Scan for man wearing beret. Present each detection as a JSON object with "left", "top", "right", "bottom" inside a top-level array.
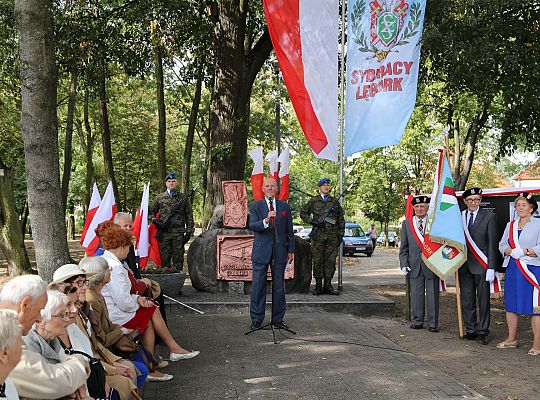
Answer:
[
  {"left": 399, "top": 195, "right": 440, "bottom": 332},
  {"left": 151, "top": 173, "right": 194, "bottom": 272},
  {"left": 300, "top": 178, "right": 345, "bottom": 296},
  {"left": 459, "top": 187, "right": 498, "bottom": 345}
]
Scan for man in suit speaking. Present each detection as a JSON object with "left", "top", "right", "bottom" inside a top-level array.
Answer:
[{"left": 249, "top": 177, "right": 295, "bottom": 330}]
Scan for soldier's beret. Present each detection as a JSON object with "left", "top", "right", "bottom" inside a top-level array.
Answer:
[
  {"left": 412, "top": 195, "right": 430, "bottom": 205},
  {"left": 318, "top": 178, "right": 331, "bottom": 186},
  {"left": 164, "top": 173, "right": 177, "bottom": 181},
  {"left": 517, "top": 192, "right": 539, "bottom": 212},
  {"left": 462, "top": 187, "right": 482, "bottom": 199}
]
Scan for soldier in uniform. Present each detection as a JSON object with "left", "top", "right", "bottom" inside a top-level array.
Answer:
[
  {"left": 151, "top": 173, "right": 194, "bottom": 271},
  {"left": 300, "top": 178, "right": 345, "bottom": 296}
]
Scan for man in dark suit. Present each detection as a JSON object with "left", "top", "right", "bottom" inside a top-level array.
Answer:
[
  {"left": 459, "top": 187, "right": 498, "bottom": 345},
  {"left": 249, "top": 177, "right": 295, "bottom": 330},
  {"left": 399, "top": 195, "right": 440, "bottom": 332}
]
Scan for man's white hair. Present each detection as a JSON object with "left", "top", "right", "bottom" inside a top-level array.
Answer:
[
  {"left": 114, "top": 212, "right": 132, "bottom": 223},
  {"left": 0, "top": 309, "right": 21, "bottom": 350},
  {"left": 40, "top": 290, "right": 68, "bottom": 322},
  {"left": 0, "top": 275, "right": 47, "bottom": 306}
]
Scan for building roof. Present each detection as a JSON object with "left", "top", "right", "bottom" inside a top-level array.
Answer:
[{"left": 514, "top": 158, "right": 540, "bottom": 181}]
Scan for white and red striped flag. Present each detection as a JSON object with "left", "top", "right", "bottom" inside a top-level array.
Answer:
[
  {"left": 80, "top": 182, "right": 101, "bottom": 247},
  {"left": 132, "top": 183, "right": 150, "bottom": 267},
  {"left": 263, "top": 0, "right": 338, "bottom": 161},
  {"left": 249, "top": 147, "right": 265, "bottom": 201},
  {"left": 82, "top": 181, "right": 117, "bottom": 255},
  {"left": 277, "top": 146, "right": 290, "bottom": 201},
  {"left": 265, "top": 149, "right": 279, "bottom": 182}
]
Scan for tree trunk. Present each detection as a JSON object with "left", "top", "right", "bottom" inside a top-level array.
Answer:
[
  {"left": 181, "top": 62, "right": 203, "bottom": 193},
  {"left": 0, "top": 165, "right": 32, "bottom": 276},
  {"left": 15, "top": 0, "right": 71, "bottom": 280},
  {"left": 205, "top": 0, "right": 272, "bottom": 216},
  {"left": 61, "top": 71, "right": 78, "bottom": 213},
  {"left": 77, "top": 90, "right": 96, "bottom": 209},
  {"left": 98, "top": 72, "right": 120, "bottom": 204},
  {"left": 153, "top": 31, "right": 167, "bottom": 184}
]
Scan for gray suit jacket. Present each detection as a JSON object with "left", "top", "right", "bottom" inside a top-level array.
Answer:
[
  {"left": 461, "top": 209, "right": 499, "bottom": 274},
  {"left": 399, "top": 219, "right": 437, "bottom": 279}
]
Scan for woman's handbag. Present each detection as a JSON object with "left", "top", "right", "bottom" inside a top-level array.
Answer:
[
  {"left": 113, "top": 333, "right": 138, "bottom": 353},
  {"left": 64, "top": 348, "right": 107, "bottom": 400}
]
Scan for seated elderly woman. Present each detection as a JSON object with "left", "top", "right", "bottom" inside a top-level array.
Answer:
[
  {"left": 80, "top": 256, "right": 172, "bottom": 383},
  {"left": 96, "top": 221, "right": 199, "bottom": 361},
  {"left": 9, "top": 290, "right": 89, "bottom": 399},
  {"left": 498, "top": 192, "right": 540, "bottom": 355},
  {"left": 52, "top": 264, "right": 140, "bottom": 399},
  {"left": 0, "top": 309, "right": 23, "bottom": 400}
]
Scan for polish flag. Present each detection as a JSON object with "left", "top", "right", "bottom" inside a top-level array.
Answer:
[
  {"left": 82, "top": 181, "right": 117, "bottom": 255},
  {"left": 249, "top": 147, "right": 265, "bottom": 201},
  {"left": 265, "top": 149, "right": 279, "bottom": 181},
  {"left": 148, "top": 215, "right": 162, "bottom": 268},
  {"left": 132, "top": 184, "right": 150, "bottom": 267},
  {"left": 263, "top": 0, "right": 338, "bottom": 161},
  {"left": 80, "top": 182, "right": 101, "bottom": 247},
  {"left": 277, "top": 147, "right": 290, "bottom": 201}
]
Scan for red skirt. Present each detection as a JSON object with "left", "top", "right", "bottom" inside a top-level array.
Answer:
[{"left": 123, "top": 305, "right": 156, "bottom": 333}]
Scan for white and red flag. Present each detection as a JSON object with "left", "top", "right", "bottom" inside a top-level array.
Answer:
[
  {"left": 277, "top": 146, "right": 290, "bottom": 201},
  {"left": 80, "top": 182, "right": 101, "bottom": 247},
  {"left": 265, "top": 149, "right": 279, "bottom": 182},
  {"left": 132, "top": 183, "right": 150, "bottom": 267},
  {"left": 249, "top": 147, "right": 265, "bottom": 201},
  {"left": 263, "top": 0, "right": 338, "bottom": 161},
  {"left": 82, "top": 181, "right": 117, "bottom": 255}
]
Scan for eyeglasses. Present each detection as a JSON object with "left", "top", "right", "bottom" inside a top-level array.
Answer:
[
  {"left": 466, "top": 198, "right": 481, "bottom": 203},
  {"left": 73, "top": 280, "right": 89, "bottom": 287},
  {"left": 51, "top": 312, "right": 71, "bottom": 321}
]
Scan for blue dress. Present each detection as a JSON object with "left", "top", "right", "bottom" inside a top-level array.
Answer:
[{"left": 504, "top": 230, "right": 540, "bottom": 315}]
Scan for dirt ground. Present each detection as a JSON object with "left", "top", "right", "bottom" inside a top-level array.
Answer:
[
  {"left": 365, "top": 284, "right": 539, "bottom": 400},
  {"left": 2, "top": 242, "right": 539, "bottom": 399}
]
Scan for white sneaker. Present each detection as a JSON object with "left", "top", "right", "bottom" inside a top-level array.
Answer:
[
  {"left": 169, "top": 350, "right": 200, "bottom": 361},
  {"left": 146, "top": 372, "right": 173, "bottom": 382}
]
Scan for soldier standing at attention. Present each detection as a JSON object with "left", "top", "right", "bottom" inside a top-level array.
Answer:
[
  {"left": 300, "top": 178, "right": 345, "bottom": 296},
  {"left": 151, "top": 173, "right": 194, "bottom": 271}
]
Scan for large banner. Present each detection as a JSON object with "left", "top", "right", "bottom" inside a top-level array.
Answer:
[
  {"left": 345, "top": 0, "right": 427, "bottom": 156},
  {"left": 263, "top": 0, "right": 339, "bottom": 161}
]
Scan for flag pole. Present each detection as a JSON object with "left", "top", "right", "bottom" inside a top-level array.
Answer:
[
  {"left": 337, "top": 0, "right": 346, "bottom": 292},
  {"left": 444, "top": 134, "right": 464, "bottom": 338}
]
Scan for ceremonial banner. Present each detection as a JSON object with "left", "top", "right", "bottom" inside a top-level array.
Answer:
[
  {"left": 345, "top": 0, "right": 427, "bottom": 156},
  {"left": 263, "top": 0, "right": 338, "bottom": 161},
  {"left": 422, "top": 150, "right": 467, "bottom": 279}
]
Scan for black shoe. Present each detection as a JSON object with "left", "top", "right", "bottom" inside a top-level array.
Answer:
[
  {"left": 410, "top": 324, "right": 423, "bottom": 329},
  {"left": 312, "top": 278, "right": 323, "bottom": 296},
  {"left": 250, "top": 322, "right": 262, "bottom": 330},
  {"left": 323, "top": 279, "right": 339, "bottom": 295},
  {"left": 272, "top": 321, "right": 289, "bottom": 330},
  {"left": 428, "top": 327, "right": 439, "bottom": 333},
  {"left": 477, "top": 335, "right": 488, "bottom": 345},
  {"left": 463, "top": 332, "right": 478, "bottom": 340}
]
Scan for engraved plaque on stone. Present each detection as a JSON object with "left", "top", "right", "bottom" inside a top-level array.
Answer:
[
  {"left": 216, "top": 235, "right": 294, "bottom": 281},
  {"left": 222, "top": 181, "right": 248, "bottom": 228}
]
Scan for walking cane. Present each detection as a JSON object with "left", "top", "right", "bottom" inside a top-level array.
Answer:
[
  {"left": 406, "top": 274, "right": 411, "bottom": 322},
  {"left": 163, "top": 294, "right": 205, "bottom": 315}
]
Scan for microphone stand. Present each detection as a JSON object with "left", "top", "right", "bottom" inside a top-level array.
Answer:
[{"left": 245, "top": 198, "right": 296, "bottom": 343}]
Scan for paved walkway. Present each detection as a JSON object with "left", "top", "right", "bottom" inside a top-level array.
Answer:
[{"left": 144, "top": 312, "right": 486, "bottom": 400}]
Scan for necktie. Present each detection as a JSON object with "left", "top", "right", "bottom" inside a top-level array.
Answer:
[
  {"left": 323, "top": 194, "right": 329, "bottom": 202},
  {"left": 417, "top": 219, "right": 424, "bottom": 236},
  {"left": 168, "top": 190, "right": 174, "bottom": 198},
  {"left": 268, "top": 198, "right": 274, "bottom": 211},
  {"left": 468, "top": 212, "right": 474, "bottom": 231}
]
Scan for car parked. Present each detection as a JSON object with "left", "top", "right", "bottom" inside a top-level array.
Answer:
[
  {"left": 342, "top": 223, "right": 373, "bottom": 257},
  {"left": 296, "top": 227, "right": 312, "bottom": 241},
  {"left": 377, "top": 231, "right": 399, "bottom": 247}
]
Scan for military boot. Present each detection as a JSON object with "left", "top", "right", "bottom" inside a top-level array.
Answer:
[
  {"left": 323, "top": 279, "right": 339, "bottom": 295},
  {"left": 312, "top": 278, "right": 323, "bottom": 295}
]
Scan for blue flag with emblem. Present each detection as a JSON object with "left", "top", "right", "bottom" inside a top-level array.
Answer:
[
  {"left": 345, "top": 0, "right": 427, "bottom": 156},
  {"left": 422, "top": 150, "right": 467, "bottom": 279}
]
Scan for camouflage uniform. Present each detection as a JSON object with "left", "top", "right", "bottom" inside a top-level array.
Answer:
[
  {"left": 151, "top": 191, "right": 194, "bottom": 270},
  {"left": 300, "top": 195, "right": 345, "bottom": 280}
]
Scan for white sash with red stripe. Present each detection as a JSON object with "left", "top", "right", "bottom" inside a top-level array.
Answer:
[
  {"left": 509, "top": 220, "right": 540, "bottom": 313},
  {"left": 461, "top": 211, "right": 501, "bottom": 294},
  {"left": 408, "top": 217, "right": 446, "bottom": 291}
]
